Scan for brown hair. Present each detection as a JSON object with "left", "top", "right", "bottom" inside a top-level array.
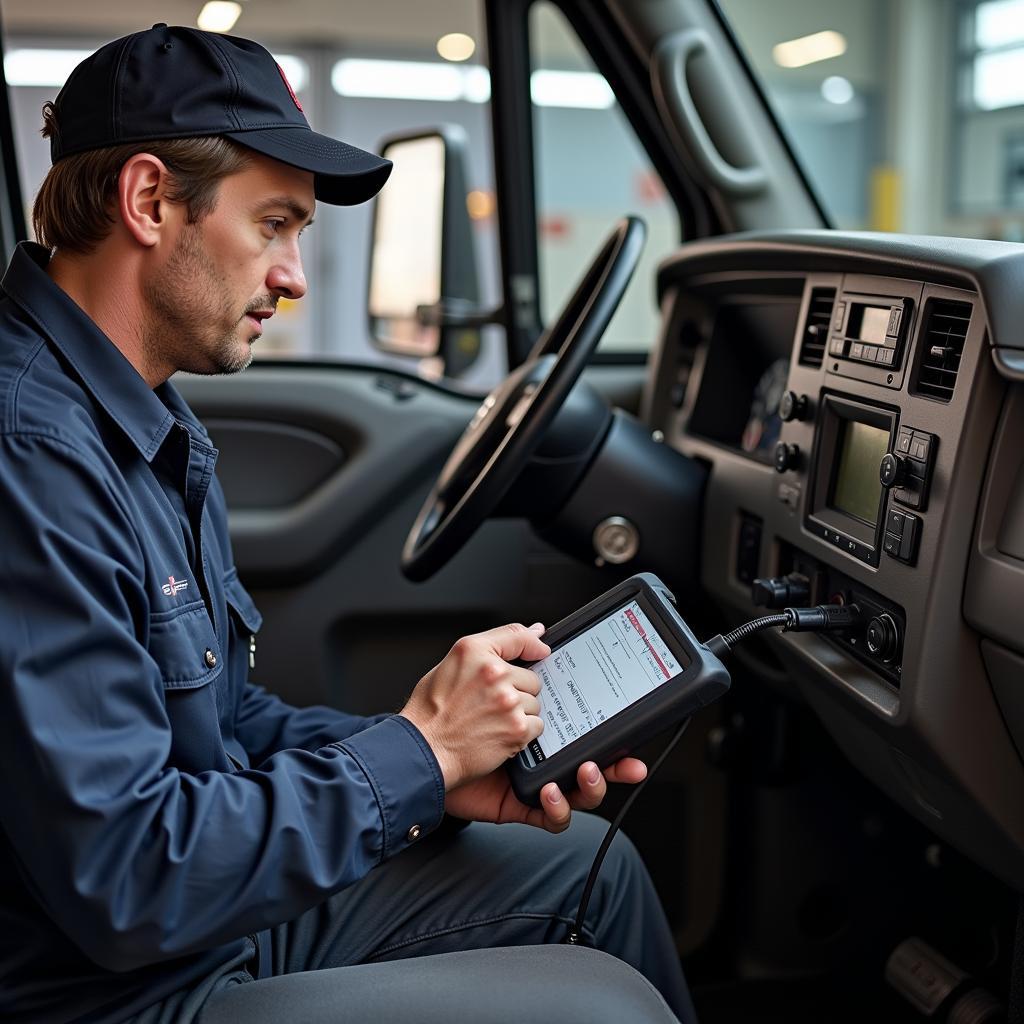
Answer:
[{"left": 33, "top": 101, "right": 251, "bottom": 254}]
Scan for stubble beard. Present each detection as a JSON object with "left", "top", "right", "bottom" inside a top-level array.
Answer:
[{"left": 142, "top": 223, "right": 258, "bottom": 379}]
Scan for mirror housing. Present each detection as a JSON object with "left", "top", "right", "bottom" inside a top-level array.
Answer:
[{"left": 367, "top": 126, "right": 488, "bottom": 376}]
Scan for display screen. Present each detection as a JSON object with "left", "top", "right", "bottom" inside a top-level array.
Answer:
[
  {"left": 856, "top": 306, "right": 890, "bottom": 345},
  {"left": 530, "top": 601, "right": 685, "bottom": 760},
  {"left": 831, "top": 421, "right": 889, "bottom": 525}
]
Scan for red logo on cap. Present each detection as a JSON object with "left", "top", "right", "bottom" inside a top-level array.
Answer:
[{"left": 277, "top": 63, "right": 303, "bottom": 112}]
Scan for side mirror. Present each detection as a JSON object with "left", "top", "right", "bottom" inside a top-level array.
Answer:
[{"left": 367, "top": 127, "right": 488, "bottom": 376}]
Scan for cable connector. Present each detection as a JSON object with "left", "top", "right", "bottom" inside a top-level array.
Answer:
[
  {"left": 705, "top": 603, "right": 863, "bottom": 657},
  {"left": 783, "top": 603, "right": 862, "bottom": 632}
]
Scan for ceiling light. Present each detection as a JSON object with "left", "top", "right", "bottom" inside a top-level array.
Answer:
[
  {"left": 437, "top": 33, "right": 475, "bottom": 62},
  {"left": 333, "top": 59, "right": 466, "bottom": 101},
  {"left": 821, "top": 76, "right": 854, "bottom": 104},
  {"left": 3, "top": 48, "right": 90, "bottom": 87},
  {"left": 975, "top": 0, "right": 1024, "bottom": 49},
  {"left": 197, "top": 1, "right": 242, "bottom": 33},
  {"left": 973, "top": 47, "right": 1024, "bottom": 109},
  {"left": 772, "top": 30, "right": 847, "bottom": 69},
  {"left": 531, "top": 70, "right": 614, "bottom": 109}
]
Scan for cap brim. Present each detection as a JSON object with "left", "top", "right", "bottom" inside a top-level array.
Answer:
[{"left": 225, "top": 126, "right": 392, "bottom": 206}]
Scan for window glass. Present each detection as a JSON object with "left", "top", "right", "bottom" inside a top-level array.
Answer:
[
  {"left": 529, "top": 1, "right": 680, "bottom": 354},
  {"left": 717, "top": 0, "right": 1024, "bottom": 242},
  {"left": 1, "top": 3, "right": 507, "bottom": 387}
]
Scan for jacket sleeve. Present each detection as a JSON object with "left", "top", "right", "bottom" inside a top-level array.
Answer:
[
  {"left": 236, "top": 683, "right": 391, "bottom": 765},
  {"left": 0, "top": 433, "right": 445, "bottom": 973}
]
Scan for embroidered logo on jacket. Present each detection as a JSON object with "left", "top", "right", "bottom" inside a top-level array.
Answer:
[{"left": 161, "top": 576, "right": 189, "bottom": 597}]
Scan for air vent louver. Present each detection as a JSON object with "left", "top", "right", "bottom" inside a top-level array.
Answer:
[
  {"left": 914, "top": 299, "right": 971, "bottom": 402},
  {"left": 799, "top": 287, "right": 835, "bottom": 368}
]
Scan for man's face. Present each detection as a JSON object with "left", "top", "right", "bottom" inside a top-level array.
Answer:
[{"left": 143, "top": 153, "right": 314, "bottom": 377}]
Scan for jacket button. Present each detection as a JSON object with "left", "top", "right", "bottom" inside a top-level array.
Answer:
[
  {"left": 204, "top": 648, "right": 218, "bottom": 668},
  {"left": 407, "top": 825, "right": 422, "bottom": 842}
]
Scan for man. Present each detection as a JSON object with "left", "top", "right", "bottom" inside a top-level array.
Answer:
[{"left": 0, "top": 25, "right": 694, "bottom": 1024}]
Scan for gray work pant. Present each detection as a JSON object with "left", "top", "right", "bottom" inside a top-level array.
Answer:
[{"left": 142, "top": 813, "right": 694, "bottom": 1023}]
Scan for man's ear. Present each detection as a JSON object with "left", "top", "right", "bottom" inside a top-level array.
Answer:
[{"left": 118, "top": 153, "right": 178, "bottom": 247}]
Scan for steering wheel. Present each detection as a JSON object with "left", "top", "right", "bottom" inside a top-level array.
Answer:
[{"left": 401, "top": 216, "right": 647, "bottom": 582}]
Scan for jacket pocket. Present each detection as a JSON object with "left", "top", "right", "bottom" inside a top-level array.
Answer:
[
  {"left": 149, "top": 599, "right": 223, "bottom": 688},
  {"left": 149, "top": 600, "right": 228, "bottom": 773}
]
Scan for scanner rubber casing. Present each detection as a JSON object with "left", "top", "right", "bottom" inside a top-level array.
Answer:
[{"left": 505, "top": 573, "right": 731, "bottom": 807}]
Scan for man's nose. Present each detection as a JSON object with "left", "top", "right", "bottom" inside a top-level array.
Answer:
[{"left": 266, "top": 244, "right": 307, "bottom": 301}]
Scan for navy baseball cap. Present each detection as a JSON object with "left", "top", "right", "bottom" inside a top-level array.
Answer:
[{"left": 48, "top": 24, "right": 392, "bottom": 206}]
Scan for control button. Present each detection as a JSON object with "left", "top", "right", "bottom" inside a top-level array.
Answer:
[
  {"left": 879, "top": 453, "right": 909, "bottom": 489},
  {"left": 407, "top": 824, "right": 422, "bottom": 843},
  {"left": 204, "top": 648, "right": 218, "bottom": 669},
  {"left": 888, "top": 307, "right": 902, "bottom": 335},
  {"left": 866, "top": 613, "right": 899, "bottom": 662},
  {"left": 893, "top": 479, "right": 923, "bottom": 510},
  {"left": 850, "top": 342, "right": 864, "bottom": 359},
  {"left": 877, "top": 348, "right": 895, "bottom": 366},
  {"left": 883, "top": 533, "right": 901, "bottom": 557},
  {"left": 899, "top": 514, "right": 920, "bottom": 563},
  {"left": 829, "top": 336, "right": 845, "bottom": 356},
  {"left": 896, "top": 428, "right": 914, "bottom": 454},
  {"left": 833, "top": 302, "right": 847, "bottom": 330},
  {"left": 774, "top": 442, "right": 800, "bottom": 474},
  {"left": 887, "top": 509, "right": 905, "bottom": 536},
  {"left": 779, "top": 391, "right": 810, "bottom": 422},
  {"left": 862, "top": 346, "right": 878, "bottom": 362},
  {"left": 910, "top": 437, "right": 929, "bottom": 461}
]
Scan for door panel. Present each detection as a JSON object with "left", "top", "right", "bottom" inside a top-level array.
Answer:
[{"left": 174, "top": 363, "right": 611, "bottom": 714}]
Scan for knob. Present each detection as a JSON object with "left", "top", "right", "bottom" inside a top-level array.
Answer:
[
  {"left": 879, "top": 452, "right": 908, "bottom": 489},
  {"left": 865, "top": 614, "right": 899, "bottom": 662},
  {"left": 774, "top": 442, "right": 800, "bottom": 474},
  {"left": 779, "top": 391, "right": 809, "bottom": 422}
]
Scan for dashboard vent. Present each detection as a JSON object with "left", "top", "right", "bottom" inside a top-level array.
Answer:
[
  {"left": 799, "top": 287, "right": 835, "bottom": 368},
  {"left": 914, "top": 299, "right": 972, "bottom": 402}
]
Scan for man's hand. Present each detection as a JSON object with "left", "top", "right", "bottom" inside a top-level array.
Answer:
[
  {"left": 444, "top": 758, "right": 648, "bottom": 833},
  {"left": 400, "top": 622, "right": 551, "bottom": 790}
]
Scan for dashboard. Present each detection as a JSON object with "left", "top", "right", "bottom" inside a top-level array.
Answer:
[{"left": 644, "top": 231, "right": 1024, "bottom": 889}]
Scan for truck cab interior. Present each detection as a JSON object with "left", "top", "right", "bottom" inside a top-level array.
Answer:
[{"left": 3, "top": 0, "right": 1024, "bottom": 1020}]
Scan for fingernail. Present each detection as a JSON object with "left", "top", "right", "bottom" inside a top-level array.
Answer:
[
  {"left": 544, "top": 785, "right": 561, "bottom": 804},
  {"left": 586, "top": 764, "right": 600, "bottom": 784},
  {"left": 529, "top": 623, "right": 545, "bottom": 634}
]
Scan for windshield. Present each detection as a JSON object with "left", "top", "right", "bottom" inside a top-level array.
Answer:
[{"left": 717, "top": 0, "right": 1024, "bottom": 242}]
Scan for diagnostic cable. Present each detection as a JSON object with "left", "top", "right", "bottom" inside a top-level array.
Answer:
[{"left": 564, "top": 602, "right": 862, "bottom": 946}]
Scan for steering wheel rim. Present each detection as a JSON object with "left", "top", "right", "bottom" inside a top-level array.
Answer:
[{"left": 401, "top": 216, "right": 647, "bottom": 582}]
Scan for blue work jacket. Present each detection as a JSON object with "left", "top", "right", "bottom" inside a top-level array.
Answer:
[{"left": 0, "top": 243, "right": 445, "bottom": 1022}]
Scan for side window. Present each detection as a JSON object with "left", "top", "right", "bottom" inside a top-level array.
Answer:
[
  {"left": 528, "top": 1, "right": 680, "bottom": 355},
  {"left": 3, "top": 17, "right": 507, "bottom": 387}
]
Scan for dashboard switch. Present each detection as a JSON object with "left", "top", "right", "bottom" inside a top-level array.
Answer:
[
  {"left": 774, "top": 442, "right": 800, "bottom": 474},
  {"left": 884, "top": 510, "right": 920, "bottom": 565},
  {"left": 779, "top": 391, "right": 810, "bottom": 422}
]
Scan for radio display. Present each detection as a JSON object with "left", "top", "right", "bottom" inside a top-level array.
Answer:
[
  {"left": 831, "top": 421, "right": 889, "bottom": 525},
  {"left": 849, "top": 304, "right": 890, "bottom": 346}
]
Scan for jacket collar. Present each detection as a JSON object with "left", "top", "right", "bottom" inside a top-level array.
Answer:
[{"left": 0, "top": 241, "right": 210, "bottom": 461}]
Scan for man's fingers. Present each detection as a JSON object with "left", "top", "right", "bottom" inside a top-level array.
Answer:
[
  {"left": 539, "top": 783, "right": 572, "bottom": 833},
  {"left": 512, "top": 667, "right": 541, "bottom": 696},
  {"left": 569, "top": 761, "right": 607, "bottom": 811},
  {"left": 601, "top": 757, "right": 648, "bottom": 785},
  {"left": 520, "top": 693, "right": 541, "bottom": 718},
  {"left": 483, "top": 623, "right": 551, "bottom": 665}
]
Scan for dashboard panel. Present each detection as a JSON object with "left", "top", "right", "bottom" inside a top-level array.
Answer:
[{"left": 645, "top": 231, "right": 1024, "bottom": 889}]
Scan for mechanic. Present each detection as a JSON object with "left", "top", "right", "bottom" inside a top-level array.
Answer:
[{"left": 0, "top": 25, "right": 695, "bottom": 1024}]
